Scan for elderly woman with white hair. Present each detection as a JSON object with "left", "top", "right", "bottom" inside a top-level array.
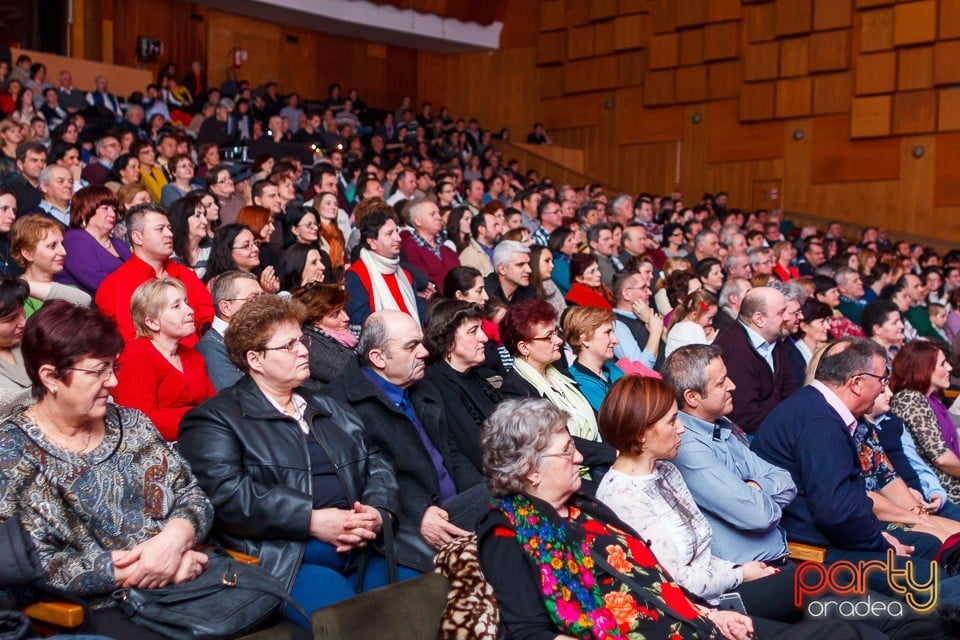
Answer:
[
  {"left": 113, "top": 278, "right": 214, "bottom": 440},
  {"left": 476, "top": 398, "right": 858, "bottom": 640}
]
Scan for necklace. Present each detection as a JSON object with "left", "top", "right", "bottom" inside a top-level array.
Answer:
[{"left": 28, "top": 407, "right": 95, "bottom": 452}]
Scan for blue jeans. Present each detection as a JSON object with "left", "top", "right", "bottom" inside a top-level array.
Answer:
[
  {"left": 936, "top": 499, "right": 960, "bottom": 521},
  {"left": 286, "top": 539, "right": 421, "bottom": 627}
]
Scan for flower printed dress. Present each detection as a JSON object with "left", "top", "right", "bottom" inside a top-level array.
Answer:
[{"left": 485, "top": 493, "right": 716, "bottom": 640}]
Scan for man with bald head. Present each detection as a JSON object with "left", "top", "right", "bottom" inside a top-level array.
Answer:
[
  {"left": 325, "top": 310, "right": 487, "bottom": 574},
  {"left": 713, "top": 286, "right": 799, "bottom": 433}
]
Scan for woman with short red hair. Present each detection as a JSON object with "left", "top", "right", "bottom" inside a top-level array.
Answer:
[{"left": 890, "top": 341, "right": 960, "bottom": 502}]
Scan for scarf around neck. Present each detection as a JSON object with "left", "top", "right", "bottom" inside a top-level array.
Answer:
[
  {"left": 359, "top": 248, "right": 420, "bottom": 326},
  {"left": 513, "top": 358, "right": 599, "bottom": 442}
]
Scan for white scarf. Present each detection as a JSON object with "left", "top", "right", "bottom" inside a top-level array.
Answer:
[
  {"left": 512, "top": 358, "right": 599, "bottom": 442},
  {"left": 359, "top": 248, "right": 420, "bottom": 326}
]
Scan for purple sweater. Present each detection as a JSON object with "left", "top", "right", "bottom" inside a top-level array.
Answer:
[{"left": 56, "top": 229, "right": 132, "bottom": 296}]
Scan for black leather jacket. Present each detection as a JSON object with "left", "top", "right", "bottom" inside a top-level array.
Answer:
[{"left": 179, "top": 375, "right": 399, "bottom": 593}]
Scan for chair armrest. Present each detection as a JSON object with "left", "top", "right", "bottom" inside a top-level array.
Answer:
[
  {"left": 787, "top": 541, "right": 827, "bottom": 563},
  {"left": 22, "top": 601, "right": 84, "bottom": 628}
]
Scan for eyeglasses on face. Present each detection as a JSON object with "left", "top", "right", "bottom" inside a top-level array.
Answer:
[
  {"left": 855, "top": 371, "right": 889, "bottom": 387},
  {"left": 542, "top": 440, "right": 577, "bottom": 460},
  {"left": 64, "top": 362, "right": 121, "bottom": 381},
  {"left": 529, "top": 327, "right": 562, "bottom": 342},
  {"left": 223, "top": 292, "right": 264, "bottom": 302},
  {"left": 261, "top": 334, "right": 311, "bottom": 353},
  {"left": 232, "top": 241, "right": 257, "bottom": 251}
]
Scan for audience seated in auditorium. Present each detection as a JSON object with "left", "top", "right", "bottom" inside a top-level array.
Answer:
[
  {"left": 399, "top": 199, "right": 459, "bottom": 289},
  {"left": 196, "top": 269, "right": 262, "bottom": 391},
  {"left": 293, "top": 282, "right": 356, "bottom": 391},
  {"left": 564, "top": 305, "right": 624, "bottom": 412}
]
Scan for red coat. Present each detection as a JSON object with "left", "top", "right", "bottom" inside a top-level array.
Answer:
[
  {"left": 399, "top": 233, "right": 460, "bottom": 288},
  {"left": 564, "top": 282, "right": 613, "bottom": 310},
  {"left": 94, "top": 254, "right": 214, "bottom": 346},
  {"left": 113, "top": 337, "right": 214, "bottom": 440}
]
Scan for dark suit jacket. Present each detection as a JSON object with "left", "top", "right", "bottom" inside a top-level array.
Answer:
[
  {"left": 323, "top": 357, "right": 485, "bottom": 572},
  {"left": 712, "top": 321, "right": 799, "bottom": 433}
]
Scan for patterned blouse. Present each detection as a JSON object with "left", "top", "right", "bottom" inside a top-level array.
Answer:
[
  {"left": 0, "top": 404, "right": 213, "bottom": 605},
  {"left": 853, "top": 420, "right": 898, "bottom": 493},
  {"left": 891, "top": 390, "right": 960, "bottom": 503},
  {"left": 596, "top": 462, "right": 742, "bottom": 602}
]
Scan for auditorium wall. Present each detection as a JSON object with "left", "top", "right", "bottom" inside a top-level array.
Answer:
[{"left": 416, "top": 0, "right": 960, "bottom": 243}]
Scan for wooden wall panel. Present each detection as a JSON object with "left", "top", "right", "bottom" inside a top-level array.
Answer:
[
  {"left": 568, "top": 25, "right": 596, "bottom": 59},
  {"left": 934, "top": 41, "right": 960, "bottom": 86},
  {"left": 614, "top": 14, "right": 648, "bottom": 50},
  {"left": 709, "top": 100, "right": 785, "bottom": 161},
  {"left": 740, "top": 81, "right": 776, "bottom": 121},
  {"left": 811, "top": 115, "right": 899, "bottom": 182},
  {"left": 619, "top": 50, "right": 647, "bottom": 86},
  {"left": 855, "top": 51, "right": 895, "bottom": 95},
  {"left": 703, "top": 21, "right": 740, "bottom": 61},
  {"left": 675, "top": 0, "right": 708, "bottom": 28},
  {"left": 679, "top": 29, "right": 705, "bottom": 66},
  {"left": 813, "top": 72, "right": 852, "bottom": 114},
  {"left": 676, "top": 65, "right": 708, "bottom": 103},
  {"left": 776, "top": 77, "right": 812, "bottom": 118},
  {"left": 938, "top": 88, "right": 960, "bottom": 132},
  {"left": 809, "top": 29, "right": 850, "bottom": 72},
  {"left": 814, "top": 0, "right": 852, "bottom": 31},
  {"left": 941, "top": 0, "right": 960, "bottom": 40},
  {"left": 649, "top": 33, "right": 679, "bottom": 68},
  {"left": 780, "top": 38, "right": 809, "bottom": 77},
  {"left": 775, "top": 0, "right": 812, "bottom": 37},
  {"left": 935, "top": 133, "right": 960, "bottom": 206},
  {"left": 541, "top": 0, "right": 567, "bottom": 31},
  {"left": 892, "top": 1, "right": 936, "bottom": 46},
  {"left": 860, "top": 8, "right": 894, "bottom": 52},
  {"left": 745, "top": 42, "right": 780, "bottom": 81},
  {"left": 892, "top": 89, "right": 937, "bottom": 134},
  {"left": 708, "top": 60, "right": 743, "bottom": 99},
  {"left": 746, "top": 3, "right": 777, "bottom": 43},
  {"left": 709, "top": 0, "right": 740, "bottom": 23},
  {"left": 644, "top": 69, "right": 676, "bottom": 104},
  {"left": 538, "top": 31, "right": 568, "bottom": 64},
  {"left": 850, "top": 95, "right": 892, "bottom": 137},
  {"left": 897, "top": 46, "right": 933, "bottom": 91}
]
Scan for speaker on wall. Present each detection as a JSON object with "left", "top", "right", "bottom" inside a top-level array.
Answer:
[{"left": 137, "top": 37, "right": 163, "bottom": 62}]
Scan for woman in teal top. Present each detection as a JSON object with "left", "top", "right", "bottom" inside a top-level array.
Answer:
[{"left": 563, "top": 305, "right": 625, "bottom": 413}]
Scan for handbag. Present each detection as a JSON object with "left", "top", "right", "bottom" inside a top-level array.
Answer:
[{"left": 112, "top": 549, "right": 307, "bottom": 639}]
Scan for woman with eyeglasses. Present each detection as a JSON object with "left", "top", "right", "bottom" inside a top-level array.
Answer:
[
  {"left": 0, "top": 301, "right": 214, "bottom": 638},
  {"left": 499, "top": 299, "right": 616, "bottom": 495},
  {"left": 180, "top": 295, "right": 407, "bottom": 628},
  {"left": 113, "top": 278, "right": 214, "bottom": 441},
  {"left": 204, "top": 223, "right": 280, "bottom": 293},
  {"left": 662, "top": 222, "right": 689, "bottom": 259}
]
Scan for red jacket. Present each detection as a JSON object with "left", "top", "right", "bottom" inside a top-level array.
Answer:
[
  {"left": 94, "top": 254, "right": 214, "bottom": 346},
  {"left": 113, "top": 337, "right": 214, "bottom": 440}
]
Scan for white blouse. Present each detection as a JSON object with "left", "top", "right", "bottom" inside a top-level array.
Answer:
[{"left": 596, "top": 461, "right": 743, "bottom": 602}]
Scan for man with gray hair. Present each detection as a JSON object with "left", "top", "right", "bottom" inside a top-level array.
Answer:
[
  {"left": 399, "top": 199, "right": 459, "bottom": 288},
  {"left": 714, "top": 277, "right": 751, "bottom": 333},
  {"left": 37, "top": 164, "right": 73, "bottom": 225},
  {"left": 587, "top": 222, "right": 623, "bottom": 288},
  {"left": 724, "top": 252, "right": 752, "bottom": 281},
  {"left": 196, "top": 270, "right": 263, "bottom": 390},
  {"left": 689, "top": 229, "right": 720, "bottom": 268},
  {"left": 609, "top": 193, "right": 634, "bottom": 226},
  {"left": 835, "top": 266, "right": 866, "bottom": 324},
  {"left": 325, "top": 310, "right": 487, "bottom": 574},
  {"left": 664, "top": 344, "right": 797, "bottom": 563},
  {"left": 484, "top": 240, "right": 535, "bottom": 305},
  {"left": 713, "top": 286, "right": 798, "bottom": 433},
  {"left": 81, "top": 134, "right": 121, "bottom": 186},
  {"left": 748, "top": 246, "right": 775, "bottom": 276},
  {"left": 753, "top": 338, "right": 946, "bottom": 596}
]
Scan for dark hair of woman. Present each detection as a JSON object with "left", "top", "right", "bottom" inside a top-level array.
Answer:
[
  {"left": 443, "top": 265, "right": 483, "bottom": 300},
  {"left": 276, "top": 243, "right": 316, "bottom": 292},
  {"left": 203, "top": 223, "right": 254, "bottom": 283},
  {"left": 0, "top": 276, "right": 28, "bottom": 317},
  {"left": 22, "top": 300, "right": 123, "bottom": 399},
  {"left": 167, "top": 194, "right": 208, "bottom": 265},
  {"left": 444, "top": 206, "right": 473, "bottom": 254},
  {"left": 423, "top": 298, "right": 484, "bottom": 362},
  {"left": 547, "top": 226, "right": 574, "bottom": 254}
]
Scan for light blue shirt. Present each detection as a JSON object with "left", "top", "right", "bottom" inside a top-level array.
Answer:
[
  {"left": 674, "top": 411, "right": 797, "bottom": 563},
  {"left": 740, "top": 320, "right": 775, "bottom": 372},
  {"left": 612, "top": 309, "right": 656, "bottom": 369},
  {"left": 38, "top": 200, "right": 70, "bottom": 226}
]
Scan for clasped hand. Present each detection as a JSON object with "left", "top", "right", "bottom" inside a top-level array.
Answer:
[
  {"left": 310, "top": 502, "right": 383, "bottom": 553},
  {"left": 113, "top": 519, "right": 204, "bottom": 589}
]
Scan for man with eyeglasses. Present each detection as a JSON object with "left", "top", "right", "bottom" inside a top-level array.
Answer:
[
  {"left": 197, "top": 270, "right": 263, "bottom": 390},
  {"left": 752, "top": 338, "right": 959, "bottom": 602},
  {"left": 95, "top": 203, "right": 214, "bottom": 345},
  {"left": 532, "top": 197, "right": 561, "bottom": 247}
]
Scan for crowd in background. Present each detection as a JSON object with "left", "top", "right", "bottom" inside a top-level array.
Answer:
[{"left": 2, "top": 51, "right": 960, "bottom": 639}]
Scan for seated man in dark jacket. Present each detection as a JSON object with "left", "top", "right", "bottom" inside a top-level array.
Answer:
[
  {"left": 752, "top": 337, "right": 952, "bottom": 600},
  {"left": 324, "top": 310, "right": 488, "bottom": 573}
]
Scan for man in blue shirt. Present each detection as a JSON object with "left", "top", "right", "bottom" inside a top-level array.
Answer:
[{"left": 663, "top": 344, "right": 796, "bottom": 564}]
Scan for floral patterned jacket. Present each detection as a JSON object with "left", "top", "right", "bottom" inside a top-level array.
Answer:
[{"left": 0, "top": 404, "right": 212, "bottom": 605}]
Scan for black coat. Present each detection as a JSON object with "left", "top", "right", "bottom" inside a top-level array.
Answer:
[
  {"left": 301, "top": 325, "right": 355, "bottom": 392},
  {"left": 323, "top": 357, "right": 485, "bottom": 572},
  {"left": 423, "top": 361, "right": 502, "bottom": 474},
  {"left": 178, "top": 375, "right": 398, "bottom": 593},
  {"left": 499, "top": 368, "right": 616, "bottom": 495}
]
